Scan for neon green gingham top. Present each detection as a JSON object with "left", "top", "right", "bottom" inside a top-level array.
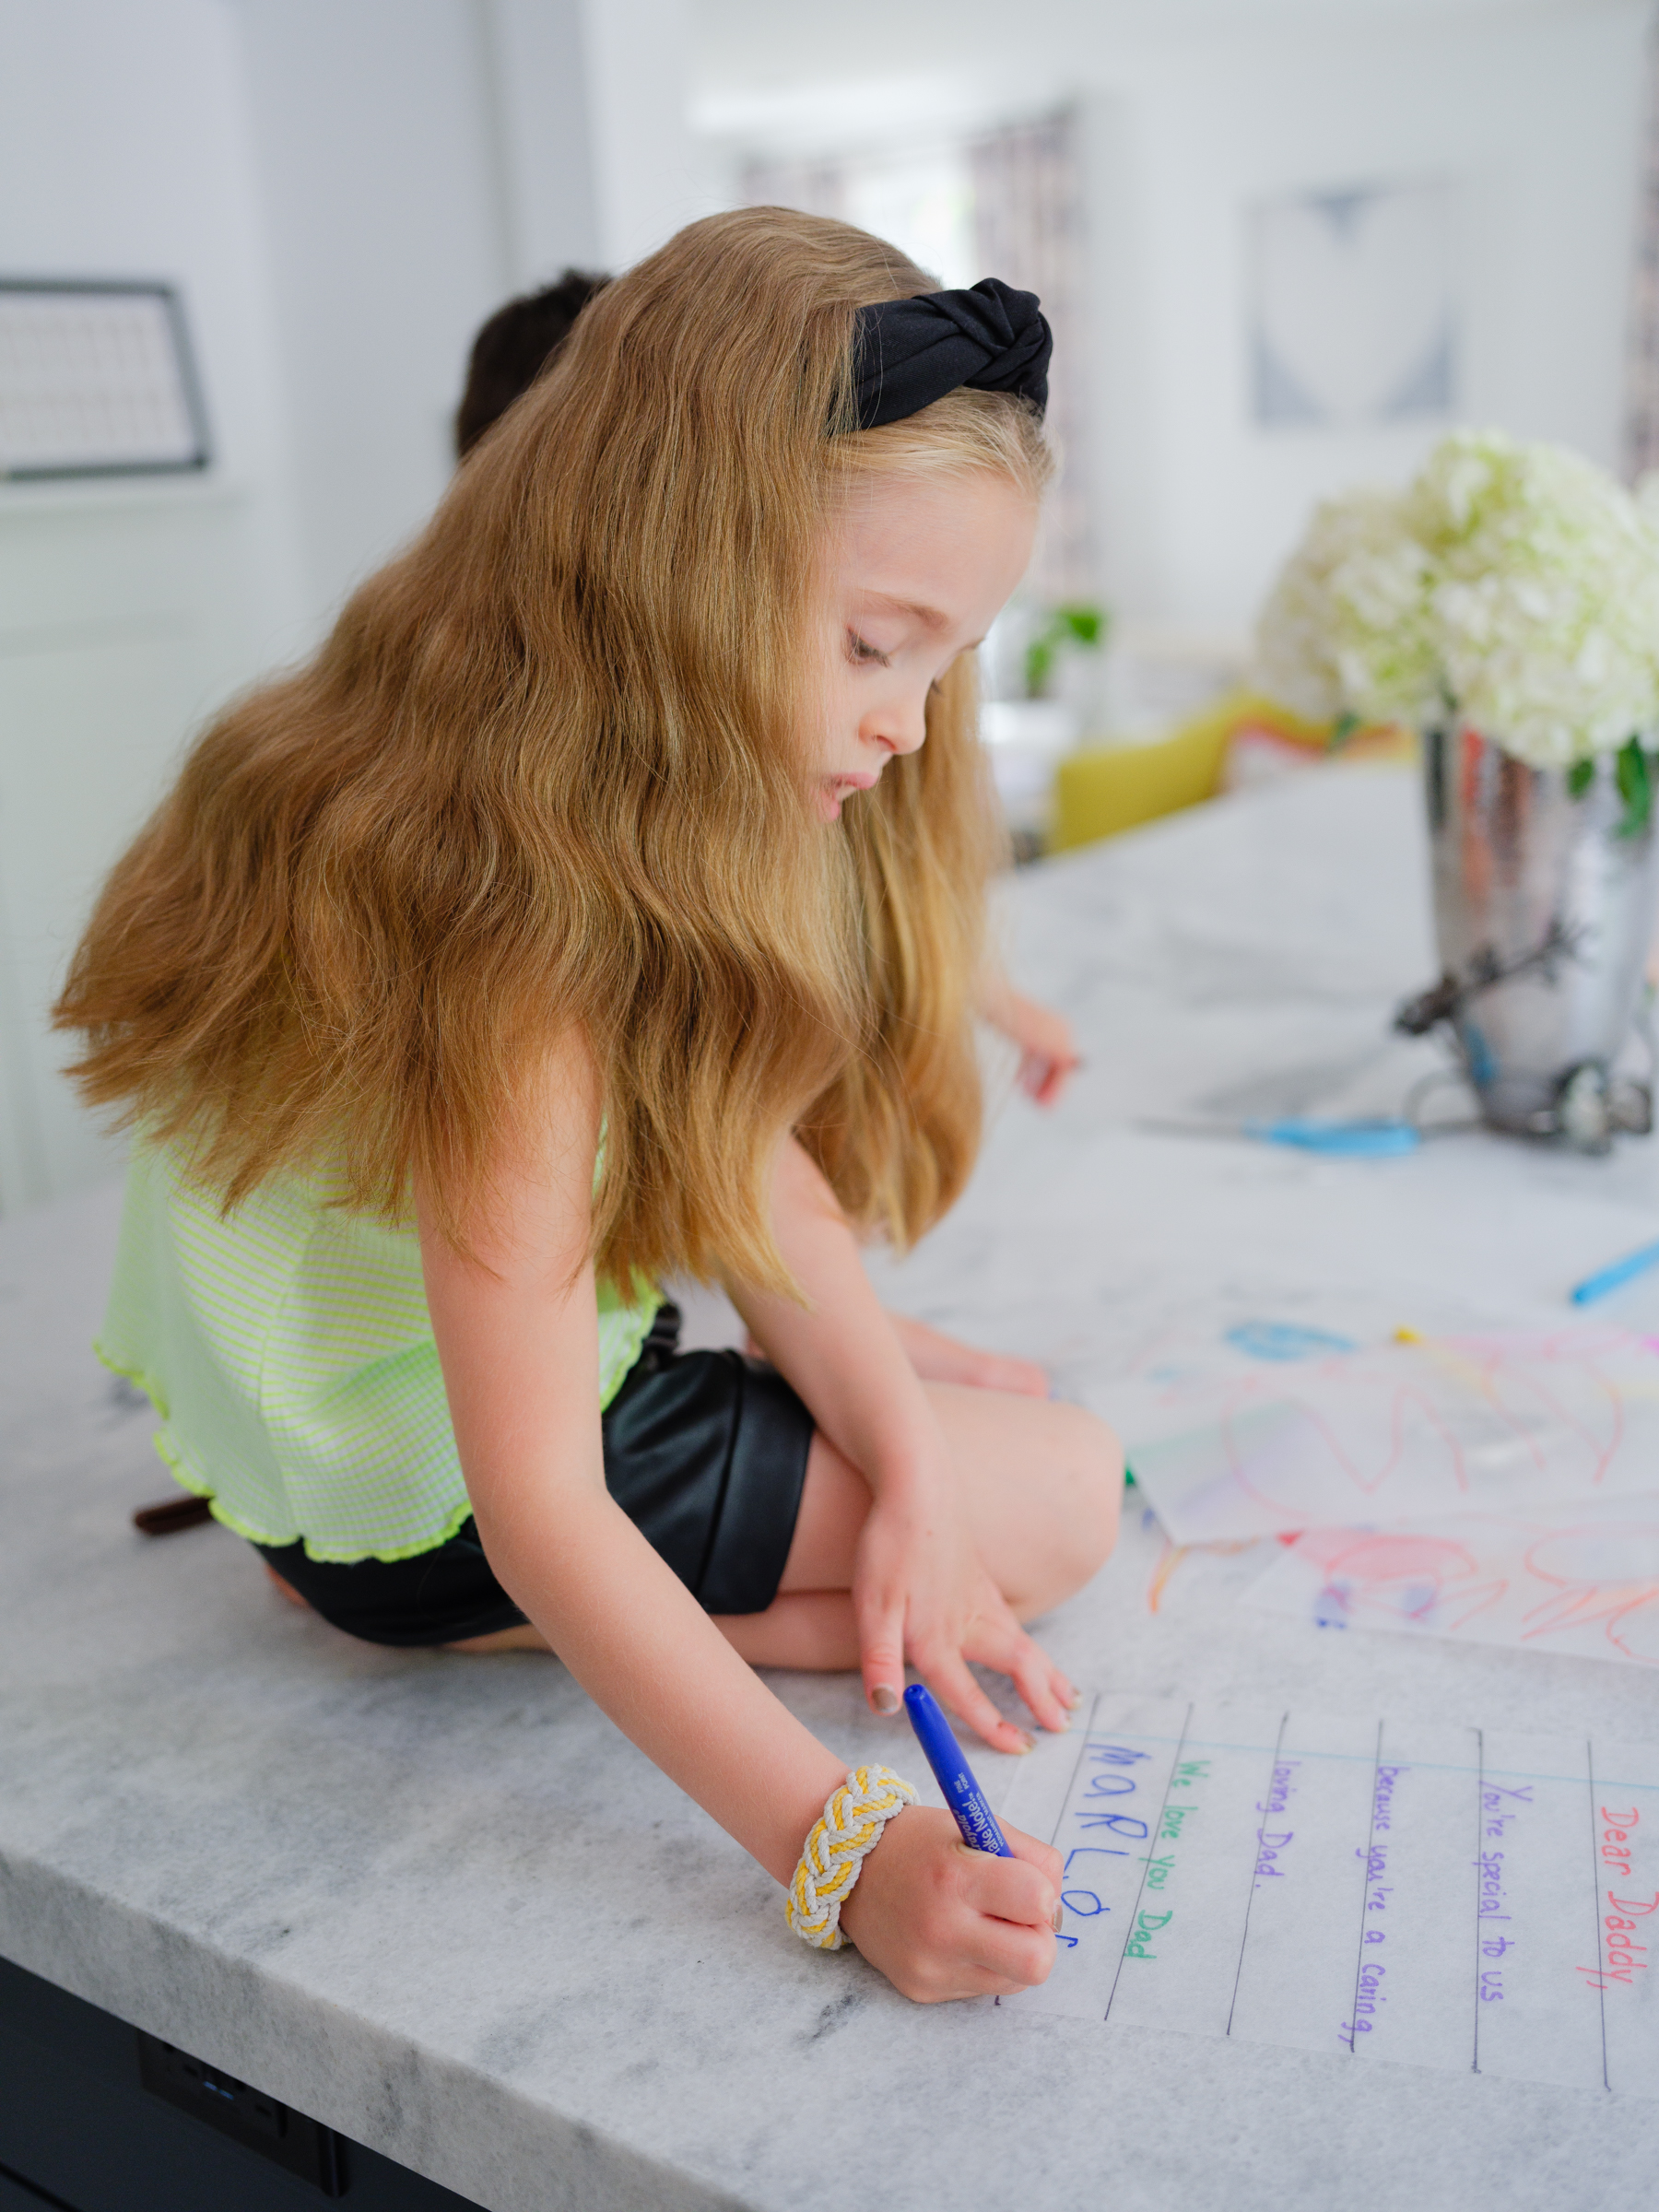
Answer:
[{"left": 97, "top": 1139, "right": 661, "bottom": 1564}]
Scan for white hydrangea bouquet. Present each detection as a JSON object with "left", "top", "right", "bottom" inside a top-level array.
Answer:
[{"left": 1257, "top": 429, "right": 1659, "bottom": 831}]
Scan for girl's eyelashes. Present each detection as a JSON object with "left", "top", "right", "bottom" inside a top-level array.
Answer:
[{"left": 847, "top": 629, "right": 893, "bottom": 668}]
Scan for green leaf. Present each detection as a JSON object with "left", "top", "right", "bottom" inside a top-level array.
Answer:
[
  {"left": 1060, "top": 605, "right": 1108, "bottom": 648},
  {"left": 1616, "top": 735, "right": 1653, "bottom": 839},
  {"left": 1023, "top": 603, "right": 1111, "bottom": 697},
  {"left": 1024, "top": 638, "right": 1055, "bottom": 698},
  {"left": 1328, "top": 712, "right": 1363, "bottom": 753},
  {"left": 1567, "top": 758, "right": 1595, "bottom": 800}
]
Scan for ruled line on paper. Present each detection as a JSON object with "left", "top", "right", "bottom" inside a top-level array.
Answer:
[
  {"left": 1104, "top": 1702, "right": 1194, "bottom": 2025},
  {"left": 1587, "top": 1739, "right": 1611, "bottom": 2093},
  {"left": 1473, "top": 1727, "right": 1485, "bottom": 2077},
  {"left": 1046, "top": 1691, "right": 1102, "bottom": 1852},
  {"left": 1344, "top": 1720, "right": 1386, "bottom": 2055},
  {"left": 1227, "top": 1711, "right": 1290, "bottom": 2039}
]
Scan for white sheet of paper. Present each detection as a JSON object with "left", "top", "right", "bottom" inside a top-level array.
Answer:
[
  {"left": 1242, "top": 1497, "right": 1659, "bottom": 1667},
  {"left": 1112, "top": 1329, "right": 1659, "bottom": 1544},
  {"left": 1000, "top": 1693, "right": 1659, "bottom": 2097}
]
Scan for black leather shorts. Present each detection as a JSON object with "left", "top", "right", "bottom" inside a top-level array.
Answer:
[{"left": 253, "top": 1306, "right": 816, "bottom": 1647}]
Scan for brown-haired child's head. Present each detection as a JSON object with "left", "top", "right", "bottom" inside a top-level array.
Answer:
[{"left": 453, "top": 269, "right": 610, "bottom": 460}]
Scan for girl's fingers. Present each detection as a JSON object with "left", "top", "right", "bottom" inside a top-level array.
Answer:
[
  {"left": 1002, "top": 1821, "right": 1065, "bottom": 1891},
  {"left": 1035, "top": 1056, "right": 1079, "bottom": 1108},
  {"left": 978, "top": 1351, "right": 1050, "bottom": 1399},
  {"left": 932, "top": 1958, "right": 1048, "bottom": 2003},
  {"left": 964, "top": 1915, "right": 1056, "bottom": 1990},
  {"left": 962, "top": 1608, "right": 1074, "bottom": 1735},
  {"left": 959, "top": 1839, "right": 1059, "bottom": 1927},
  {"left": 1005, "top": 1635, "right": 1072, "bottom": 1735},
  {"left": 857, "top": 1597, "right": 907, "bottom": 1716},
  {"left": 922, "top": 1649, "right": 1033, "bottom": 1755}
]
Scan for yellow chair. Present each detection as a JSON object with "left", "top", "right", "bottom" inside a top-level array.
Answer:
[{"left": 1048, "top": 689, "right": 1406, "bottom": 853}]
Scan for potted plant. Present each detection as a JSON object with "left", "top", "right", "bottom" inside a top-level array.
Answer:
[
  {"left": 980, "top": 601, "right": 1110, "bottom": 857},
  {"left": 1258, "top": 430, "right": 1659, "bottom": 1147},
  {"left": 1023, "top": 602, "right": 1110, "bottom": 700}
]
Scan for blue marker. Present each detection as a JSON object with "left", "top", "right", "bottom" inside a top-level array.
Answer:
[
  {"left": 1569, "top": 1238, "right": 1659, "bottom": 1307},
  {"left": 1147, "top": 1115, "right": 1418, "bottom": 1158},
  {"left": 902, "top": 1683, "right": 1013, "bottom": 1855},
  {"left": 1241, "top": 1116, "right": 1419, "bottom": 1159}
]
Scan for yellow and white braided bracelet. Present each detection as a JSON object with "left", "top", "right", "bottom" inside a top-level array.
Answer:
[{"left": 785, "top": 1764, "right": 919, "bottom": 1950}]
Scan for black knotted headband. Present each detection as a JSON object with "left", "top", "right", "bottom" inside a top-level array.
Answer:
[{"left": 848, "top": 277, "right": 1052, "bottom": 431}]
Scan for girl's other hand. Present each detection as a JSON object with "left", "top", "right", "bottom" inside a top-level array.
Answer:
[
  {"left": 853, "top": 1486, "right": 1076, "bottom": 1753},
  {"left": 1006, "top": 990, "right": 1082, "bottom": 1107},
  {"left": 837, "top": 1806, "right": 1062, "bottom": 2002},
  {"left": 980, "top": 981, "right": 1081, "bottom": 1108},
  {"left": 885, "top": 1312, "right": 1049, "bottom": 1398}
]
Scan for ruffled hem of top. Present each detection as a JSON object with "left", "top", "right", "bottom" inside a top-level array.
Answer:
[
  {"left": 97, "top": 1342, "right": 479, "bottom": 1567},
  {"left": 596, "top": 1278, "right": 663, "bottom": 1409}
]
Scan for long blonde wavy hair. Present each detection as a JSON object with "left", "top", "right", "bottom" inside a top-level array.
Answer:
[{"left": 53, "top": 207, "right": 1051, "bottom": 1292}]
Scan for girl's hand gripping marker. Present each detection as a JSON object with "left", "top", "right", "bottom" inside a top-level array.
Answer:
[{"left": 902, "top": 1681, "right": 1013, "bottom": 1855}]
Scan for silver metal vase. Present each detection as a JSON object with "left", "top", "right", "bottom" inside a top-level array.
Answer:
[{"left": 1397, "top": 729, "right": 1659, "bottom": 1150}]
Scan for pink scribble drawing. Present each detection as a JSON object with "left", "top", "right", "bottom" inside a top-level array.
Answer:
[
  {"left": 1124, "top": 1329, "right": 1659, "bottom": 1545},
  {"left": 1520, "top": 1526, "right": 1659, "bottom": 1661},
  {"left": 1293, "top": 1527, "right": 1508, "bottom": 1633},
  {"left": 1436, "top": 1329, "right": 1633, "bottom": 1486},
  {"left": 1250, "top": 1502, "right": 1659, "bottom": 1670},
  {"left": 1219, "top": 1385, "right": 1466, "bottom": 1519}
]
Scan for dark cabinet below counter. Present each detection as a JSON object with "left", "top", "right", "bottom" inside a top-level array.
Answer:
[{"left": 0, "top": 1956, "right": 486, "bottom": 2212}]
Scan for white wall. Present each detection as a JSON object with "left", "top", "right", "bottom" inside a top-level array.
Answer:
[
  {"left": 231, "top": 0, "right": 514, "bottom": 622},
  {"left": 488, "top": 0, "right": 603, "bottom": 285},
  {"left": 225, "top": 0, "right": 711, "bottom": 627},
  {"left": 1081, "top": 2, "right": 1649, "bottom": 635},
  {"left": 581, "top": 0, "right": 718, "bottom": 267},
  {"left": 491, "top": 0, "right": 712, "bottom": 281},
  {"left": 0, "top": 0, "right": 309, "bottom": 1209}
]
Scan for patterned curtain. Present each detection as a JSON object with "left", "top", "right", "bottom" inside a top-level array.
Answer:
[
  {"left": 968, "top": 112, "right": 1091, "bottom": 600},
  {"left": 1626, "top": 10, "right": 1659, "bottom": 482}
]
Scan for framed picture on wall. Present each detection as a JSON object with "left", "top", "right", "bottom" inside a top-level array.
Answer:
[
  {"left": 0, "top": 279, "right": 211, "bottom": 480},
  {"left": 1248, "top": 178, "right": 1457, "bottom": 430}
]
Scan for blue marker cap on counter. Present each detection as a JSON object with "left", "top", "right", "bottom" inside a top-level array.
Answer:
[
  {"left": 1243, "top": 1116, "right": 1419, "bottom": 1159},
  {"left": 1569, "top": 1238, "right": 1659, "bottom": 1307},
  {"left": 902, "top": 1682, "right": 1013, "bottom": 1856}
]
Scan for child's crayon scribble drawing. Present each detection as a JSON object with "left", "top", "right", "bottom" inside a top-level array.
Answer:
[
  {"left": 1108, "top": 1328, "right": 1659, "bottom": 1545},
  {"left": 1244, "top": 1499, "right": 1659, "bottom": 1667},
  {"left": 1001, "top": 1693, "right": 1659, "bottom": 2097}
]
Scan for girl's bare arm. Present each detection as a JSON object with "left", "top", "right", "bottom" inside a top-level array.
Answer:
[
  {"left": 417, "top": 1038, "right": 1061, "bottom": 1997},
  {"left": 727, "top": 1138, "right": 1075, "bottom": 1750}
]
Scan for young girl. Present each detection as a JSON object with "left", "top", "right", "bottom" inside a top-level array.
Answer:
[{"left": 56, "top": 208, "right": 1122, "bottom": 2006}]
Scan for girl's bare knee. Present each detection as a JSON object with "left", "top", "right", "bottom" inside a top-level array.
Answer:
[
  {"left": 1021, "top": 1405, "right": 1122, "bottom": 1612},
  {"left": 715, "top": 1591, "right": 859, "bottom": 1671},
  {"left": 1068, "top": 1406, "right": 1124, "bottom": 1575}
]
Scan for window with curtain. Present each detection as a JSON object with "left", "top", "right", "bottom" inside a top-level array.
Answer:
[{"left": 1627, "top": 16, "right": 1659, "bottom": 483}]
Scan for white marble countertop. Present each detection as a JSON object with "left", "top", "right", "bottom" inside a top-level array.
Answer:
[{"left": 6, "top": 763, "right": 1659, "bottom": 2211}]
